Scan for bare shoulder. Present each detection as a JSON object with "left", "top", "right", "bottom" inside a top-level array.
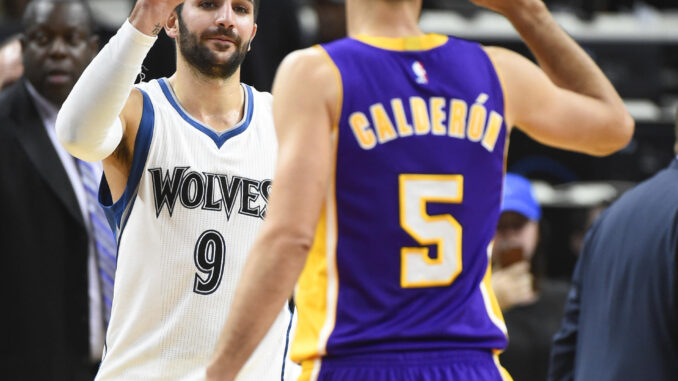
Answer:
[
  {"left": 482, "top": 45, "right": 536, "bottom": 76},
  {"left": 274, "top": 47, "right": 341, "bottom": 124},
  {"left": 482, "top": 45, "right": 553, "bottom": 128},
  {"left": 482, "top": 45, "right": 512, "bottom": 61},
  {"left": 277, "top": 46, "right": 338, "bottom": 82}
]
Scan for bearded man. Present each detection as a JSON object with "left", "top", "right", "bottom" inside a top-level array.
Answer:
[{"left": 55, "top": 0, "right": 296, "bottom": 380}]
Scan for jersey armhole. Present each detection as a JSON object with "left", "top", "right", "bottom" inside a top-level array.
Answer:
[
  {"left": 479, "top": 46, "right": 510, "bottom": 133},
  {"left": 98, "top": 88, "right": 155, "bottom": 241},
  {"left": 314, "top": 45, "right": 344, "bottom": 133}
]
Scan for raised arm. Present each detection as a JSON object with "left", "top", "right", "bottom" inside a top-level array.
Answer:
[
  {"left": 475, "top": 0, "right": 634, "bottom": 156},
  {"left": 206, "top": 47, "right": 339, "bottom": 381},
  {"left": 55, "top": 0, "right": 181, "bottom": 162}
]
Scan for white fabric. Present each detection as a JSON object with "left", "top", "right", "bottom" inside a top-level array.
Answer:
[
  {"left": 56, "top": 19, "right": 156, "bottom": 161},
  {"left": 25, "top": 80, "right": 106, "bottom": 361},
  {"left": 95, "top": 79, "right": 296, "bottom": 380}
]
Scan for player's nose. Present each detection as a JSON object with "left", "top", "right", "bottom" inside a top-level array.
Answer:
[{"left": 214, "top": 3, "right": 235, "bottom": 29}]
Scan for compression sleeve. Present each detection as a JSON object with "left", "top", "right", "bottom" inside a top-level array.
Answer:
[{"left": 56, "top": 19, "right": 157, "bottom": 161}]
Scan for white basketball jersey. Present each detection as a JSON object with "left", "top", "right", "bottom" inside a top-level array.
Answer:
[{"left": 95, "top": 78, "right": 295, "bottom": 381}]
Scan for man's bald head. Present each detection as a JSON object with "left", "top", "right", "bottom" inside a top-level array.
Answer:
[
  {"left": 20, "top": 0, "right": 98, "bottom": 105},
  {"left": 22, "top": 0, "right": 95, "bottom": 34}
]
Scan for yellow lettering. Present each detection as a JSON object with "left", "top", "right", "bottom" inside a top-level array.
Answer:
[
  {"left": 481, "top": 111, "right": 503, "bottom": 152},
  {"left": 448, "top": 99, "right": 467, "bottom": 139},
  {"left": 349, "top": 112, "right": 377, "bottom": 150},
  {"left": 410, "top": 97, "right": 430, "bottom": 135},
  {"left": 468, "top": 94, "right": 488, "bottom": 142},
  {"left": 391, "top": 99, "right": 413, "bottom": 137},
  {"left": 430, "top": 97, "right": 446, "bottom": 136},
  {"left": 370, "top": 103, "right": 398, "bottom": 144}
]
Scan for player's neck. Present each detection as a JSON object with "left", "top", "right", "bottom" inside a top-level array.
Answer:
[
  {"left": 346, "top": 0, "right": 423, "bottom": 38},
  {"left": 169, "top": 61, "right": 245, "bottom": 132}
]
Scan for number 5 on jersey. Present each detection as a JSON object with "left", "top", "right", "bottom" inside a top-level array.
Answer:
[{"left": 399, "top": 174, "right": 463, "bottom": 288}]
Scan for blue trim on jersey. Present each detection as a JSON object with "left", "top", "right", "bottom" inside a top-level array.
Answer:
[
  {"left": 99, "top": 88, "right": 155, "bottom": 246},
  {"left": 157, "top": 77, "right": 253, "bottom": 148},
  {"left": 281, "top": 305, "right": 295, "bottom": 381}
]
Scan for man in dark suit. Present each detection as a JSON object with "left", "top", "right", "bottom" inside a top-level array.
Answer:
[
  {"left": 0, "top": 0, "right": 104, "bottom": 379},
  {"left": 548, "top": 113, "right": 678, "bottom": 380}
]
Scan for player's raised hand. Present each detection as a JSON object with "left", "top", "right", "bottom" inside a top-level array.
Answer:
[
  {"left": 129, "top": 0, "right": 185, "bottom": 36},
  {"left": 469, "top": 0, "right": 544, "bottom": 17}
]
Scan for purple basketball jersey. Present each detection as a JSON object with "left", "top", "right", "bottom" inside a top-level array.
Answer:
[{"left": 291, "top": 34, "right": 509, "bottom": 372}]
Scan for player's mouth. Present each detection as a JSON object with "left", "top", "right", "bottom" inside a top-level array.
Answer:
[
  {"left": 207, "top": 36, "right": 235, "bottom": 43},
  {"left": 45, "top": 70, "right": 72, "bottom": 85},
  {"left": 203, "top": 30, "right": 240, "bottom": 48}
]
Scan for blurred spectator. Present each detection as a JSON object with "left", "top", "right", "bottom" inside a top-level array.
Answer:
[
  {"left": 492, "top": 173, "right": 570, "bottom": 381},
  {"left": 548, "top": 114, "right": 678, "bottom": 380},
  {"left": 0, "top": 0, "right": 113, "bottom": 380},
  {"left": 0, "top": 0, "right": 30, "bottom": 39},
  {"left": 0, "top": 35, "right": 22, "bottom": 89}
]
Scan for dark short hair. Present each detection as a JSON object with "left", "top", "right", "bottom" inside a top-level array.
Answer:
[
  {"left": 175, "top": 0, "right": 260, "bottom": 22},
  {"left": 22, "top": 0, "right": 96, "bottom": 33}
]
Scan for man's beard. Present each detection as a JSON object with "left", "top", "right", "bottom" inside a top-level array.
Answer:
[{"left": 177, "top": 16, "right": 249, "bottom": 79}]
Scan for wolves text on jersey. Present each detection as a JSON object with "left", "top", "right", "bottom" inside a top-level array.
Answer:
[{"left": 148, "top": 167, "right": 271, "bottom": 220}]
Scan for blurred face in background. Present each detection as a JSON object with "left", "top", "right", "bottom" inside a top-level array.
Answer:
[
  {"left": 0, "top": 38, "right": 23, "bottom": 89},
  {"left": 21, "top": 0, "right": 98, "bottom": 105},
  {"left": 492, "top": 211, "right": 539, "bottom": 268},
  {"left": 173, "top": 0, "right": 257, "bottom": 79}
]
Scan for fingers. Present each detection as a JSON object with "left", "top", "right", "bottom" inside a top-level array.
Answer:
[
  {"left": 491, "top": 260, "right": 536, "bottom": 310},
  {"left": 502, "top": 260, "right": 530, "bottom": 274}
]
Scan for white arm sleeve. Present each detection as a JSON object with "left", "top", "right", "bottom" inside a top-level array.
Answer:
[{"left": 56, "top": 19, "right": 157, "bottom": 161}]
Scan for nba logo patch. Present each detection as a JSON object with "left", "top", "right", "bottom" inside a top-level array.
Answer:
[{"left": 412, "top": 61, "right": 428, "bottom": 84}]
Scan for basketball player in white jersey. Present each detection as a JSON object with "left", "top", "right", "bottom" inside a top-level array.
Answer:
[{"left": 55, "top": 0, "right": 296, "bottom": 380}]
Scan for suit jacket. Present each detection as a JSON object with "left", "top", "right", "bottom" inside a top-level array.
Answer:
[
  {"left": 0, "top": 80, "right": 94, "bottom": 380},
  {"left": 549, "top": 158, "right": 678, "bottom": 381}
]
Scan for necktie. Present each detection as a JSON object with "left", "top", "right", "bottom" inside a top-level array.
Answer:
[{"left": 78, "top": 159, "right": 117, "bottom": 325}]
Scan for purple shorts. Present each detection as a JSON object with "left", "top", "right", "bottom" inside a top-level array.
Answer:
[{"left": 298, "top": 349, "right": 511, "bottom": 381}]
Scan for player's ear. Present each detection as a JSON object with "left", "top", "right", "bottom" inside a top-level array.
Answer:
[
  {"left": 165, "top": 9, "right": 179, "bottom": 39},
  {"left": 247, "top": 23, "right": 257, "bottom": 52}
]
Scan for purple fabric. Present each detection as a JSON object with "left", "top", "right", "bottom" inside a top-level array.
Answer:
[
  {"left": 317, "top": 349, "right": 504, "bottom": 380},
  {"left": 321, "top": 36, "right": 508, "bottom": 357}
]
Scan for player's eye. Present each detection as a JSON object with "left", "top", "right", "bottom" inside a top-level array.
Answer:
[
  {"left": 199, "top": 1, "right": 216, "bottom": 9},
  {"left": 233, "top": 5, "right": 249, "bottom": 14}
]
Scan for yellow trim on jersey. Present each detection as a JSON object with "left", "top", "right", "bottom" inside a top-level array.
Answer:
[
  {"left": 487, "top": 251, "right": 513, "bottom": 380},
  {"left": 481, "top": 46, "right": 510, "bottom": 133},
  {"left": 354, "top": 34, "right": 448, "bottom": 51},
  {"left": 314, "top": 45, "right": 343, "bottom": 132},
  {"left": 298, "top": 359, "right": 322, "bottom": 381},
  {"left": 290, "top": 205, "right": 330, "bottom": 361},
  {"left": 480, "top": 242, "right": 508, "bottom": 335},
  {"left": 291, "top": 129, "right": 340, "bottom": 364}
]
